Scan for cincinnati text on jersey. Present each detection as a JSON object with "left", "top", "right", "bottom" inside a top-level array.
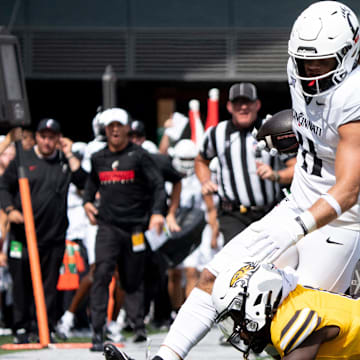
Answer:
[
  {"left": 293, "top": 111, "right": 322, "bottom": 137},
  {"left": 99, "top": 170, "right": 135, "bottom": 184}
]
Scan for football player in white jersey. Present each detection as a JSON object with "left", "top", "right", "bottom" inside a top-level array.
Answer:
[{"left": 103, "top": 2, "right": 360, "bottom": 360}]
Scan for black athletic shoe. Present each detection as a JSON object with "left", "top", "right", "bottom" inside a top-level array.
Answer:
[
  {"left": 133, "top": 328, "right": 147, "bottom": 343},
  {"left": 13, "top": 328, "right": 29, "bottom": 344},
  {"left": 90, "top": 332, "right": 104, "bottom": 352},
  {"left": 104, "top": 343, "right": 134, "bottom": 360}
]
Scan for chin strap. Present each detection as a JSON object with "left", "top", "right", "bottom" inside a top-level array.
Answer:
[
  {"left": 264, "top": 289, "right": 282, "bottom": 319},
  {"left": 241, "top": 288, "right": 283, "bottom": 360},
  {"left": 247, "top": 289, "right": 283, "bottom": 357},
  {"left": 242, "top": 347, "right": 250, "bottom": 360},
  {"left": 272, "top": 289, "right": 283, "bottom": 317}
]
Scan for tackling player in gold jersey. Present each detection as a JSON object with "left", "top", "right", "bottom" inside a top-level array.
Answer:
[{"left": 213, "top": 262, "right": 360, "bottom": 360}]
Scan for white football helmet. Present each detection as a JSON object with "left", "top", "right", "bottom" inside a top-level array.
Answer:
[
  {"left": 92, "top": 108, "right": 106, "bottom": 140},
  {"left": 288, "top": 1, "right": 360, "bottom": 97},
  {"left": 212, "top": 262, "right": 283, "bottom": 357},
  {"left": 71, "top": 141, "right": 87, "bottom": 161},
  {"left": 172, "top": 139, "right": 198, "bottom": 177},
  {"left": 141, "top": 140, "right": 159, "bottom": 154}
]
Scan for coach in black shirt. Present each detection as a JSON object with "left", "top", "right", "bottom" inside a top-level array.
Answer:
[
  {"left": 195, "top": 83, "right": 296, "bottom": 247},
  {"left": 83, "top": 108, "right": 166, "bottom": 350},
  {"left": 0, "top": 119, "right": 87, "bottom": 343}
]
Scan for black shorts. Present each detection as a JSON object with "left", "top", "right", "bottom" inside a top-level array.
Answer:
[{"left": 218, "top": 207, "right": 268, "bottom": 245}]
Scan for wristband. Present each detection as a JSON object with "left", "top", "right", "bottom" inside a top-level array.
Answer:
[
  {"left": 320, "top": 193, "right": 342, "bottom": 217},
  {"left": 273, "top": 171, "right": 280, "bottom": 183},
  {"left": 294, "top": 210, "right": 316, "bottom": 240},
  {"left": 66, "top": 154, "right": 75, "bottom": 160}
]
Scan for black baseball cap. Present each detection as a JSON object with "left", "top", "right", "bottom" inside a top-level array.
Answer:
[
  {"left": 229, "top": 83, "right": 258, "bottom": 102},
  {"left": 129, "top": 120, "right": 145, "bottom": 136},
  {"left": 37, "top": 118, "right": 61, "bottom": 134}
]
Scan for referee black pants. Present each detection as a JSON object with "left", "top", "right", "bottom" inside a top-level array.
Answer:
[
  {"left": 218, "top": 208, "right": 268, "bottom": 245},
  {"left": 90, "top": 223, "right": 146, "bottom": 333}
]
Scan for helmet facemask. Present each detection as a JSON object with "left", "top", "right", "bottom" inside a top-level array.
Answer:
[
  {"left": 215, "top": 287, "right": 250, "bottom": 357},
  {"left": 171, "top": 139, "right": 198, "bottom": 177},
  {"left": 172, "top": 156, "right": 196, "bottom": 177},
  {"left": 215, "top": 285, "right": 281, "bottom": 359},
  {"left": 291, "top": 45, "right": 358, "bottom": 97},
  {"left": 213, "top": 263, "right": 284, "bottom": 359},
  {"left": 293, "top": 55, "right": 338, "bottom": 96}
]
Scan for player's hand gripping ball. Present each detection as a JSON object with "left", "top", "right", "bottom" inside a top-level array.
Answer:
[{"left": 256, "top": 109, "right": 298, "bottom": 155}]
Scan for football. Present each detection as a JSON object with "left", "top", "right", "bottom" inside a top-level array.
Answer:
[{"left": 256, "top": 109, "right": 299, "bottom": 154}]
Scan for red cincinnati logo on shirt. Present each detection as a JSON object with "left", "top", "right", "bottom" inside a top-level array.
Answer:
[{"left": 99, "top": 170, "right": 135, "bottom": 183}]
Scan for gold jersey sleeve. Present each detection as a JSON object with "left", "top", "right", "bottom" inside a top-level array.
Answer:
[{"left": 271, "top": 285, "right": 360, "bottom": 359}]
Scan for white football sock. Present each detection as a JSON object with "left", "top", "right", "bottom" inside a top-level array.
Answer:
[
  {"left": 157, "top": 287, "right": 217, "bottom": 360},
  {"left": 62, "top": 310, "right": 74, "bottom": 325}
]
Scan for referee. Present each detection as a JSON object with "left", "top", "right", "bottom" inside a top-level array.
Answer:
[{"left": 195, "top": 83, "right": 296, "bottom": 246}]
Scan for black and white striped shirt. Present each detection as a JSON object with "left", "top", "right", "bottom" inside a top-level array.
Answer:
[{"left": 200, "top": 119, "right": 288, "bottom": 208}]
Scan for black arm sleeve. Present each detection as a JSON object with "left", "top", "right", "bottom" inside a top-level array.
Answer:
[
  {"left": 71, "top": 166, "right": 88, "bottom": 190},
  {"left": 151, "top": 154, "right": 183, "bottom": 184},
  {"left": 0, "top": 158, "right": 19, "bottom": 210},
  {"left": 140, "top": 152, "right": 166, "bottom": 215},
  {"left": 83, "top": 158, "right": 100, "bottom": 204}
]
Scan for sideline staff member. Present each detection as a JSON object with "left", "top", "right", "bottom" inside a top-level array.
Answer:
[
  {"left": 212, "top": 262, "right": 360, "bottom": 360},
  {"left": 0, "top": 119, "right": 86, "bottom": 343},
  {"left": 83, "top": 108, "right": 166, "bottom": 350}
]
